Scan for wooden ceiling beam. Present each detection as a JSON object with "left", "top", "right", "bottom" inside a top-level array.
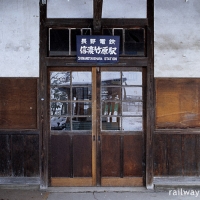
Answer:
[{"left": 93, "top": 0, "right": 103, "bottom": 33}]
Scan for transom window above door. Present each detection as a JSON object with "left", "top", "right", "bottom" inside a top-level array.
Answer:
[{"left": 49, "top": 28, "right": 145, "bottom": 57}]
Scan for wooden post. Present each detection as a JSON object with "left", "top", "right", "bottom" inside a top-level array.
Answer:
[
  {"left": 93, "top": 0, "right": 103, "bottom": 34},
  {"left": 146, "top": 0, "right": 154, "bottom": 189},
  {"left": 39, "top": 1, "right": 48, "bottom": 189}
]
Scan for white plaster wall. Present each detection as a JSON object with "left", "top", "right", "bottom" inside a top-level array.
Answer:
[
  {"left": 155, "top": 0, "right": 200, "bottom": 77},
  {"left": 0, "top": 0, "right": 39, "bottom": 77},
  {"left": 47, "top": 0, "right": 146, "bottom": 18}
]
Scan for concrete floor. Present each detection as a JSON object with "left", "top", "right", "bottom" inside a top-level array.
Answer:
[{"left": 0, "top": 187, "right": 200, "bottom": 200}]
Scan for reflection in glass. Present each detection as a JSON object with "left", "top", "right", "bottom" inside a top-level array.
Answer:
[
  {"left": 122, "top": 87, "right": 142, "bottom": 101},
  {"left": 50, "top": 72, "right": 70, "bottom": 85},
  {"left": 122, "top": 72, "right": 142, "bottom": 85},
  {"left": 72, "top": 72, "right": 92, "bottom": 84},
  {"left": 122, "top": 102, "right": 142, "bottom": 116},
  {"left": 122, "top": 117, "right": 142, "bottom": 131},
  {"left": 72, "top": 87, "right": 92, "bottom": 100},
  {"left": 51, "top": 102, "right": 70, "bottom": 116},
  {"left": 51, "top": 116, "right": 67, "bottom": 130},
  {"left": 72, "top": 118, "right": 92, "bottom": 130},
  {"left": 50, "top": 87, "right": 70, "bottom": 101},
  {"left": 50, "top": 71, "right": 92, "bottom": 131},
  {"left": 73, "top": 102, "right": 92, "bottom": 116},
  {"left": 101, "top": 72, "right": 121, "bottom": 85},
  {"left": 101, "top": 87, "right": 121, "bottom": 101},
  {"left": 125, "top": 29, "right": 145, "bottom": 56}
]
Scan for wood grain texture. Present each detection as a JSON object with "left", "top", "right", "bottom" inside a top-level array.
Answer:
[
  {"left": 51, "top": 135, "right": 71, "bottom": 177},
  {"left": 0, "top": 78, "right": 37, "bottom": 129},
  {"left": 123, "top": 135, "right": 143, "bottom": 177},
  {"left": 156, "top": 78, "right": 200, "bottom": 128}
]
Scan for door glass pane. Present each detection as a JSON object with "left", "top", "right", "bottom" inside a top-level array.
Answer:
[
  {"left": 101, "top": 70, "right": 143, "bottom": 131},
  {"left": 122, "top": 117, "right": 142, "bottom": 131},
  {"left": 122, "top": 71, "right": 142, "bottom": 85},
  {"left": 72, "top": 72, "right": 92, "bottom": 84},
  {"left": 50, "top": 71, "right": 92, "bottom": 131},
  {"left": 122, "top": 102, "right": 142, "bottom": 115},
  {"left": 122, "top": 87, "right": 142, "bottom": 101},
  {"left": 101, "top": 72, "right": 121, "bottom": 85}
]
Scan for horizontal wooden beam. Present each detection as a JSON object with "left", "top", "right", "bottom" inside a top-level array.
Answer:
[
  {"left": 0, "top": 130, "right": 40, "bottom": 135},
  {"left": 45, "top": 18, "right": 148, "bottom": 28},
  {"left": 45, "top": 57, "right": 148, "bottom": 67},
  {"left": 155, "top": 129, "right": 200, "bottom": 135}
]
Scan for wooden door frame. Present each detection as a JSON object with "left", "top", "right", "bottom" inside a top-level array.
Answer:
[{"left": 39, "top": 0, "right": 154, "bottom": 189}]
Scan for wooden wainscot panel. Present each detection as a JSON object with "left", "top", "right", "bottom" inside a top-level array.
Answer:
[
  {"left": 73, "top": 135, "right": 92, "bottom": 177},
  {"left": 0, "top": 135, "right": 11, "bottom": 176},
  {"left": 0, "top": 78, "right": 38, "bottom": 129},
  {"left": 101, "top": 135, "right": 121, "bottom": 177},
  {"left": 154, "top": 133, "right": 200, "bottom": 176},
  {"left": 156, "top": 79, "right": 200, "bottom": 129},
  {"left": 51, "top": 135, "right": 71, "bottom": 177},
  {"left": 123, "top": 135, "right": 143, "bottom": 177},
  {"left": 0, "top": 133, "right": 39, "bottom": 178}
]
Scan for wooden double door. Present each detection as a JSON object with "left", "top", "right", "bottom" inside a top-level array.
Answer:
[{"left": 49, "top": 66, "right": 145, "bottom": 187}]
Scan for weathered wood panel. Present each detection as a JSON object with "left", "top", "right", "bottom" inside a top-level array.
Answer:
[
  {"left": 168, "top": 135, "right": 182, "bottom": 175},
  {"left": 12, "top": 135, "right": 24, "bottom": 176},
  {"left": 51, "top": 135, "right": 71, "bottom": 177},
  {"left": 0, "top": 135, "right": 11, "bottom": 176},
  {"left": 101, "top": 135, "right": 121, "bottom": 177},
  {"left": 153, "top": 134, "right": 167, "bottom": 176},
  {"left": 123, "top": 135, "right": 143, "bottom": 177},
  {"left": 73, "top": 135, "right": 92, "bottom": 177},
  {"left": 156, "top": 79, "right": 200, "bottom": 128},
  {"left": 0, "top": 78, "right": 38, "bottom": 129},
  {"left": 24, "top": 135, "right": 39, "bottom": 177},
  {"left": 154, "top": 133, "right": 200, "bottom": 176},
  {"left": 183, "top": 135, "right": 197, "bottom": 176}
]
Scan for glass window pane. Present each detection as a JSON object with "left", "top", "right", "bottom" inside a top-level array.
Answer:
[
  {"left": 101, "top": 87, "right": 121, "bottom": 101},
  {"left": 122, "top": 87, "right": 142, "bottom": 101},
  {"left": 73, "top": 102, "right": 92, "bottom": 116},
  {"left": 82, "top": 28, "right": 92, "bottom": 35},
  {"left": 50, "top": 87, "right": 70, "bottom": 101},
  {"left": 101, "top": 72, "right": 121, "bottom": 85},
  {"left": 51, "top": 116, "right": 67, "bottom": 130},
  {"left": 102, "top": 0, "right": 147, "bottom": 18},
  {"left": 72, "top": 118, "right": 92, "bottom": 130},
  {"left": 122, "top": 72, "right": 142, "bottom": 85},
  {"left": 122, "top": 102, "right": 142, "bottom": 116},
  {"left": 72, "top": 87, "right": 92, "bottom": 100},
  {"left": 50, "top": 72, "right": 71, "bottom": 85},
  {"left": 103, "top": 29, "right": 113, "bottom": 36},
  {"left": 49, "top": 29, "right": 69, "bottom": 56},
  {"left": 47, "top": 0, "right": 93, "bottom": 18},
  {"left": 102, "top": 102, "right": 121, "bottom": 116},
  {"left": 102, "top": 121, "right": 121, "bottom": 130},
  {"left": 72, "top": 72, "right": 91, "bottom": 84},
  {"left": 122, "top": 117, "right": 142, "bottom": 131},
  {"left": 51, "top": 102, "right": 70, "bottom": 116},
  {"left": 125, "top": 29, "right": 145, "bottom": 56}
]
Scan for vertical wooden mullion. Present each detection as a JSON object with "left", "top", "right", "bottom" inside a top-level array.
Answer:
[
  {"left": 96, "top": 67, "right": 101, "bottom": 186},
  {"left": 92, "top": 67, "right": 97, "bottom": 185},
  {"left": 146, "top": 0, "right": 154, "bottom": 189}
]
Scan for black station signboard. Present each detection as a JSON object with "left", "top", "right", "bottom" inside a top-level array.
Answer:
[{"left": 76, "top": 35, "right": 120, "bottom": 63}]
